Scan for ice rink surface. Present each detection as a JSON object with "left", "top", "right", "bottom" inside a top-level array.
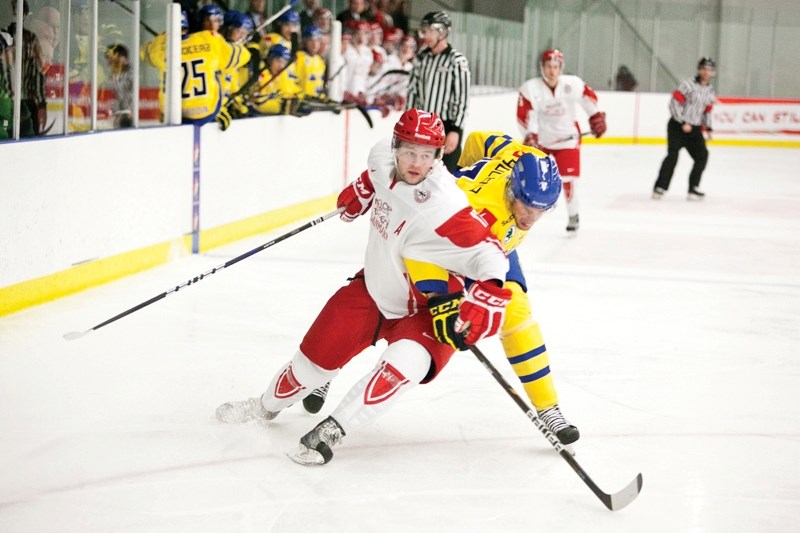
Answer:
[{"left": 1, "top": 144, "right": 799, "bottom": 532}]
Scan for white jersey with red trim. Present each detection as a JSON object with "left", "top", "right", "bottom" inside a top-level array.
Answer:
[
  {"left": 362, "top": 138, "right": 508, "bottom": 319},
  {"left": 517, "top": 74, "right": 600, "bottom": 150}
]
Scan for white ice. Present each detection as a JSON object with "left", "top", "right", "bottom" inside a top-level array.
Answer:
[{"left": 1, "top": 144, "right": 799, "bottom": 532}]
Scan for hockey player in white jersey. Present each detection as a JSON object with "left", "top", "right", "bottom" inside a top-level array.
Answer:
[
  {"left": 216, "top": 109, "right": 512, "bottom": 465},
  {"left": 517, "top": 49, "right": 607, "bottom": 233}
]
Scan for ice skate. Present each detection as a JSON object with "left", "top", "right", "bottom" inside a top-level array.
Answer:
[
  {"left": 289, "top": 416, "right": 346, "bottom": 466},
  {"left": 215, "top": 396, "right": 279, "bottom": 424},
  {"left": 302, "top": 381, "right": 330, "bottom": 414},
  {"left": 687, "top": 188, "right": 705, "bottom": 200},
  {"left": 538, "top": 405, "right": 580, "bottom": 445},
  {"left": 566, "top": 214, "right": 580, "bottom": 233},
  {"left": 652, "top": 187, "right": 666, "bottom": 199}
]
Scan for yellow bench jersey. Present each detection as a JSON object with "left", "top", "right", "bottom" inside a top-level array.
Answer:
[{"left": 180, "top": 31, "right": 249, "bottom": 122}]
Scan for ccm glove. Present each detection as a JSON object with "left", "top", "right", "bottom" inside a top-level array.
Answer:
[
  {"left": 336, "top": 171, "right": 375, "bottom": 222},
  {"left": 428, "top": 292, "right": 468, "bottom": 351},
  {"left": 455, "top": 280, "right": 513, "bottom": 345},
  {"left": 589, "top": 111, "right": 607, "bottom": 138}
]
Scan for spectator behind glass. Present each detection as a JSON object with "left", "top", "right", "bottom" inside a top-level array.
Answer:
[
  {"left": 245, "top": 0, "right": 267, "bottom": 40},
  {"left": 299, "top": 0, "right": 320, "bottom": 29},
  {"left": 337, "top": 0, "right": 365, "bottom": 25},
  {"left": 6, "top": 0, "right": 46, "bottom": 137},
  {"left": 104, "top": 43, "right": 133, "bottom": 129},
  {"left": 615, "top": 65, "right": 637, "bottom": 92},
  {"left": 389, "top": 0, "right": 409, "bottom": 34},
  {"left": 1, "top": 30, "right": 13, "bottom": 140}
]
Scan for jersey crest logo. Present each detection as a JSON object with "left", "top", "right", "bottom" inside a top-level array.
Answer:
[
  {"left": 414, "top": 189, "right": 431, "bottom": 203},
  {"left": 504, "top": 225, "right": 516, "bottom": 245},
  {"left": 274, "top": 365, "right": 305, "bottom": 399},
  {"left": 364, "top": 361, "right": 409, "bottom": 405}
]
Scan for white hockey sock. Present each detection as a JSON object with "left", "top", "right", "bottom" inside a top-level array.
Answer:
[
  {"left": 331, "top": 339, "right": 432, "bottom": 433},
  {"left": 261, "top": 350, "right": 338, "bottom": 413},
  {"left": 563, "top": 178, "right": 579, "bottom": 218}
]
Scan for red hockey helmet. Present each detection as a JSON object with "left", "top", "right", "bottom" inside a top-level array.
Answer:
[
  {"left": 393, "top": 109, "right": 445, "bottom": 153},
  {"left": 540, "top": 49, "right": 565, "bottom": 67}
]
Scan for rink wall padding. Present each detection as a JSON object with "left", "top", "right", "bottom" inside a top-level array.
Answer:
[{"left": 1, "top": 92, "right": 798, "bottom": 317}]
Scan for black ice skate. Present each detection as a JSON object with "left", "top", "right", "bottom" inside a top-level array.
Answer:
[
  {"left": 538, "top": 405, "right": 580, "bottom": 445},
  {"left": 289, "top": 416, "right": 346, "bottom": 466},
  {"left": 687, "top": 188, "right": 705, "bottom": 200},
  {"left": 566, "top": 214, "right": 580, "bottom": 233},
  {"left": 302, "top": 381, "right": 330, "bottom": 414},
  {"left": 652, "top": 187, "right": 666, "bottom": 199}
]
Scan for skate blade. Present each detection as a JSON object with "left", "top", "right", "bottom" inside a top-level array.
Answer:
[{"left": 287, "top": 444, "right": 326, "bottom": 466}]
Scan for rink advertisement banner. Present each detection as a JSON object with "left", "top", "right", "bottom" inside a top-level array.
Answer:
[{"left": 713, "top": 97, "right": 800, "bottom": 135}]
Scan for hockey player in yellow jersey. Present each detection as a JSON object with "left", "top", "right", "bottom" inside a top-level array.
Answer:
[
  {"left": 301, "top": 130, "right": 581, "bottom": 446},
  {"left": 295, "top": 25, "right": 327, "bottom": 99},
  {"left": 418, "top": 131, "right": 579, "bottom": 444},
  {"left": 261, "top": 9, "right": 298, "bottom": 54},
  {"left": 249, "top": 43, "right": 303, "bottom": 115},
  {"left": 181, "top": 5, "right": 250, "bottom": 127}
]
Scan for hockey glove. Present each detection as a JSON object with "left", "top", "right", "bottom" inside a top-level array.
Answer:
[
  {"left": 336, "top": 172, "right": 375, "bottom": 222},
  {"left": 589, "top": 112, "right": 607, "bottom": 138},
  {"left": 523, "top": 132, "right": 540, "bottom": 150},
  {"left": 455, "top": 280, "right": 512, "bottom": 345},
  {"left": 428, "top": 292, "right": 468, "bottom": 351},
  {"left": 216, "top": 106, "right": 232, "bottom": 131}
]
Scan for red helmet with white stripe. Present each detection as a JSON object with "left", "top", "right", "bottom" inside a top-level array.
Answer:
[
  {"left": 540, "top": 49, "right": 565, "bottom": 68},
  {"left": 393, "top": 109, "right": 446, "bottom": 154}
]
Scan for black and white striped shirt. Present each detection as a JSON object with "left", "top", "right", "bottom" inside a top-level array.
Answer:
[
  {"left": 407, "top": 44, "right": 470, "bottom": 135},
  {"left": 669, "top": 76, "right": 716, "bottom": 129}
]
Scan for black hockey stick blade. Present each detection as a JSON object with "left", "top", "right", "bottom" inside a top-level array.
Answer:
[{"left": 355, "top": 105, "right": 373, "bottom": 129}]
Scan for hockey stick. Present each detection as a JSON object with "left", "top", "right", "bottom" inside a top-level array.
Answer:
[
  {"left": 238, "top": 0, "right": 301, "bottom": 44},
  {"left": 303, "top": 99, "right": 374, "bottom": 128},
  {"left": 468, "top": 345, "right": 643, "bottom": 511},
  {"left": 225, "top": 31, "right": 299, "bottom": 110},
  {"left": 547, "top": 131, "right": 593, "bottom": 146},
  {"left": 367, "top": 68, "right": 409, "bottom": 90},
  {"left": 63, "top": 208, "right": 344, "bottom": 341}
]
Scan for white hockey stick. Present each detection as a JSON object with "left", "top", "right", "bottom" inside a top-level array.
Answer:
[
  {"left": 469, "top": 345, "right": 643, "bottom": 511},
  {"left": 63, "top": 208, "right": 343, "bottom": 341}
]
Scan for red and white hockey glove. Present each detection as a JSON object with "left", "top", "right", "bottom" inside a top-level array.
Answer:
[
  {"left": 589, "top": 112, "right": 607, "bottom": 138},
  {"left": 337, "top": 171, "right": 375, "bottom": 222},
  {"left": 455, "top": 280, "right": 512, "bottom": 345},
  {"left": 523, "top": 132, "right": 540, "bottom": 149}
]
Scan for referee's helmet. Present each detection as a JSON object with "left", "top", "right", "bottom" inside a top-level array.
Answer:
[{"left": 420, "top": 11, "right": 451, "bottom": 36}]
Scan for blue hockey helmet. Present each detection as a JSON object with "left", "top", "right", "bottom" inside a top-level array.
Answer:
[
  {"left": 509, "top": 152, "right": 562, "bottom": 210},
  {"left": 180, "top": 10, "right": 189, "bottom": 30},
  {"left": 267, "top": 43, "right": 291, "bottom": 62},
  {"left": 277, "top": 9, "right": 301, "bottom": 26},
  {"left": 224, "top": 10, "right": 254, "bottom": 32},
  {"left": 302, "top": 24, "right": 322, "bottom": 40},
  {"left": 199, "top": 4, "right": 224, "bottom": 23}
]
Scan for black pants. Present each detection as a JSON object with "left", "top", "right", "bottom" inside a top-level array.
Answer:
[
  {"left": 441, "top": 136, "right": 462, "bottom": 174},
  {"left": 654, "top": 118, "right": 708, "bottom": 191}
]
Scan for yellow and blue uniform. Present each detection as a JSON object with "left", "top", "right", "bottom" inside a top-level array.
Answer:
[
  {"left": 407, "top": 131, "right": 561, "bottom": 411},
  {"left": 294, "top": 50, "right": 326, "bottom": 98},
  {"left": 180, "top": 30, "right": 249, "bottom": 125},
  {"left": 250, "top": 65, "right": 301, "bottom": 115}
]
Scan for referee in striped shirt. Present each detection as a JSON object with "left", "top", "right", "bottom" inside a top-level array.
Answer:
[
  {"left": 653, "top": 57, "right": 717, "bottom": 200},
  {"left": 407, "top": 11, "right": 470, "bottom": 172}
]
